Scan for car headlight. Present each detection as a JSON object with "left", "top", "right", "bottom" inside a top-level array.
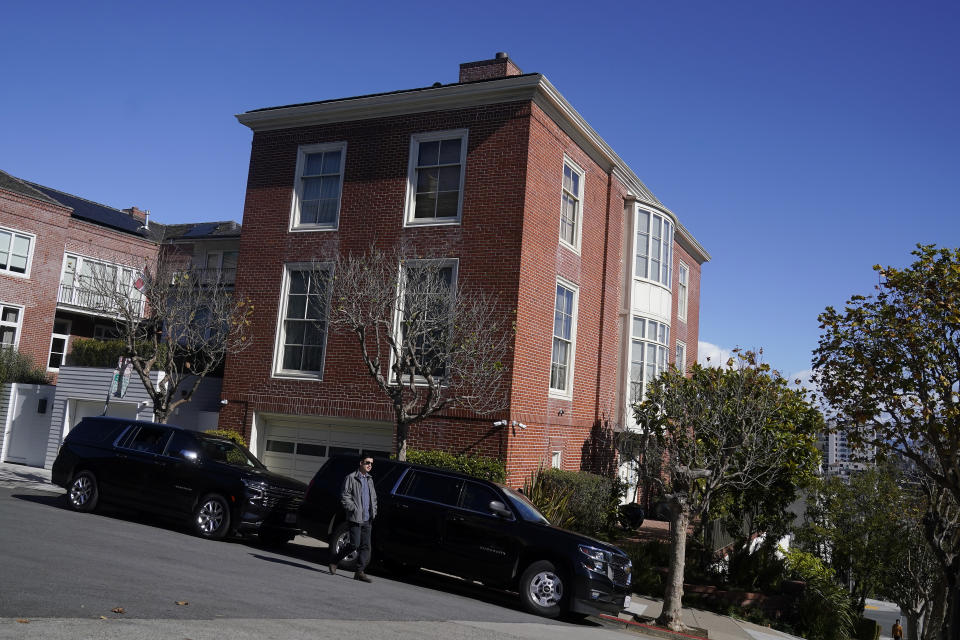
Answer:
[
  {"left": 579, "top": 544, "right": 610, "bottom": 574},
  {"left": 243, "top": 479, "right": 266, "bottom": 503}
]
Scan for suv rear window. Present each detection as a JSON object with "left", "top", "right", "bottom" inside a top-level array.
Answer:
[{"left": 67, "top": 419, "right": 133, "bottom": 445}]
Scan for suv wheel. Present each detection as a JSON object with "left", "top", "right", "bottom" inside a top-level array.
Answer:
[
  {"left": 330, "top": 521, "right": 361, "bottom": 571},
  {"left": 193, "top": 494, "right": 231, "bottom": 540},
  {"left": 519, "top": 560, "right": 565, "bottom": 618},
  {"left": 68, "top": 471, "right": 99, "bottom": 513}
]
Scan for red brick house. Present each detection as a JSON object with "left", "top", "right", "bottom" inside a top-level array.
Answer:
[{"left": 222, "top": 54, "right": 709, "bottom": 486}]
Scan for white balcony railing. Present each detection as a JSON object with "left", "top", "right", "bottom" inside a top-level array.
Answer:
[{"left": 57, "top": 284, "right": 145, "bottom": 317}]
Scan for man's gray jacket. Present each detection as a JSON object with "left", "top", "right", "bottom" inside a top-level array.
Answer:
[{"left": 341, "top": 470, "right": 378, "bottom": 524}]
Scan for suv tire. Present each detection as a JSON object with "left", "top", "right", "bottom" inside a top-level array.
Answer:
[
  {"left": 330, "top": 521, "right": 361, "bottom": 571},
  {"left": 193, "top": 494, "right": 231, "bottom": 540},
  {"left": 519, "top": 560, "right": 566, "bottom": 618},
  {"left": 68, "top": 470, "right": 99, "bottom": 513}
]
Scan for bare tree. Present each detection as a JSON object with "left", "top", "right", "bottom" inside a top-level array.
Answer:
[
  {"left": 633, "top": 349, "right": 819, "bottom": 632},
  {"left": 81, "top": 251, "right": 253, "bottom": 422},
  {"left": 320, "top": 244, "right": 511, "bottom": 460}
]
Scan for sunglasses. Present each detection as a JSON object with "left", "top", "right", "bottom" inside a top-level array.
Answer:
[{"left": 362, "top": 461, "right": 374, "bottom": 465}]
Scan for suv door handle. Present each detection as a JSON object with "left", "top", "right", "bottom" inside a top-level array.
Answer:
[
  {"left": 449, "top": 514, "right": 464, "bottom": 522},
  {"left": 397, "top": 503, "right": 409, "bottom": 510}
]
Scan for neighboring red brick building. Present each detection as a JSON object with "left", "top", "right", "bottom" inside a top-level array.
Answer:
[
  {"left": 223, "top": 54, "right": 709, "bottom": 486},
  {"left": 0, "top": 171, "right": 159, "bottom": 383}
]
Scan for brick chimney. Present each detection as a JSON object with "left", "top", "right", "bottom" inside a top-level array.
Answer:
[
  {"left": 123, "top": 206, "right": 148, "bottom": 222},
  {"left": 459, "top": 52, "right": 523, "bottom": 83}
]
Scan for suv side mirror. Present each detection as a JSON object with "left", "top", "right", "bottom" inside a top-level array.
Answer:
[{"left": 489, "top": 500, "right": 513, "bottom": 519}]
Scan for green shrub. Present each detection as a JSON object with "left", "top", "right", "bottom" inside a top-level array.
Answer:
[
  {"left": 204, "top": 429, "right": 248, "bottom": 448},
  {"left": 533, "top": 468, "right": 624, "bottom": 535},
  {"left": 0, "top": 348, "right": 50, "bottom": 385},
  {"left": 782, "top": 548, "right": 856, "bottom": 640},
  {"left": 524, "top": 467, "right": 574, "bottom": 529},
  {"left": 852, "top": 618, "right": 880, "bottom": 640},
  {"left": 66, "top": 338, "right": 166, "bottom": 369},
  {"left": 405, "top": 449, "right": 506, "bottom": 483},
  {"left": 617, "top": 539, "right": 669, "bottom": 596}
]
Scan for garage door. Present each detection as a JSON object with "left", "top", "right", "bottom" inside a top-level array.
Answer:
[
  {"left": 72, "top": 399, "right": 140, "bottom": 428},
  {"left": 257, "top": 415, "right": 393, "bottom": 484}
]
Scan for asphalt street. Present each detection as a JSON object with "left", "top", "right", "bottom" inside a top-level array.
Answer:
[{"left": 0, "top": 486, "right": 632, "bottom": 639}]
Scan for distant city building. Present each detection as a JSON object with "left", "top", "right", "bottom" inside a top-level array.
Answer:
[{"left": 816, "top": 426, "right": 875, "bottom": 479}]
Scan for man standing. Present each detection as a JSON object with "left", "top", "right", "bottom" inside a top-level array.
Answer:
[
  {"left": 329, "top": 456, "right": 377, "bottom": 583},
  {"left": 892, "top": 618, "right": 903, "bottom": 640}
]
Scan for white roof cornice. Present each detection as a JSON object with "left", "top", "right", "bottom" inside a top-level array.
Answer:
[{"left": 237, "top": 74, "right": 709, "bottom": 263}]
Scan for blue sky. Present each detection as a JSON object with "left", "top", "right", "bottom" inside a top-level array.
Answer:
[{"left": 2, "top": 1, "right": 957, "bottom": 383}]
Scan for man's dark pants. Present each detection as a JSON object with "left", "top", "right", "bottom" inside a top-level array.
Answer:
[{"left": 332, "top": 521, "right": 372, "bottom": 571}]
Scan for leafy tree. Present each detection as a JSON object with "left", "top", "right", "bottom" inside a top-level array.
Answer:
[
  {"left": 814, "top": 244, "right": 960, "bottom": 638},
  {"left": 0, "top": 348, "right": 50, "bottom": 385},
  {"left": 82, "top": 251, "right": 253, "bottom": 422},
  {"left": 323, "top": 245, "right": 511, "bottom": 461},
  {"left": 632, "top": 349, "right": 821, "bottom": 631}
]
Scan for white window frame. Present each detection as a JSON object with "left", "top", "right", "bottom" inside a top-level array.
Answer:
[
  {"left": 677, "top": 261, "right": 689, "bottom": 322},
  {"left": 58, "top": 253, "right": 145, "bottom": 315},
  {"left": 551, "top": 451, "right": 562, "bottom": 469},
  {"left": 629, "top": 316, "right": 670, "bottom": 404},
  {"left": 634, "top": 208, "right": 674, "bottom": 288},
  {"left": 289, "top": 141, "right": 347, "bottom": 232},
  {"left": 204, "top": 250, "right": 239, "bottom": 285},
  {"left": 391, "top": 258, "right": 459, "bottom": 385},
  {"left": 0, "top": 226, "right": 36, "bottom": 278},
  {"left": 559, "top": 157, "right": 584, "bottom": 252},
  {"left": 549, "top": 278, "right": 579, "bottom": 398},
  {"left": 272, "top": 263, "right": 333, "bottom": 380},
  {"left": 48, "top": 318, "right": 72, "bottom": 371},
  {"left": 403, "top": 129, "right": 468, "bottom": 227},
  {"left": 675, "top": 340, "right": 687, "bottom": 374},
  {"left": 0, "top": 302, "right": 24, "bottom": 349}
]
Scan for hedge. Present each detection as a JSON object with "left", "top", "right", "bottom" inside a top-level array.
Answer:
[
  {"left": 0, "top": 348, "right": 49, "bottom": 385},
  {"left": 66, "top": 338, "right": 166, "bottom": 369},
  {"left": 405, "top": 449, "right": 506, "bottom": 483},
  {"left": 533, "top": 468, "right": 624, "bottom": 536},
  {"left": 204, "top": 429, "right": 248, "bottom": 448}
]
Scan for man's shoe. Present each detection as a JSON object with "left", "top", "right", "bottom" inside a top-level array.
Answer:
[
  {"left": 353, "top": 571, "right": 372, "bottom": 583},
  {"left": 328, "top": 563, "right": 337, "bottom": 575}
]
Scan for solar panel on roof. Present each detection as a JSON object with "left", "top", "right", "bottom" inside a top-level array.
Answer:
[{"left": 182, "top": 222, "right": 219, "bottom": 238}]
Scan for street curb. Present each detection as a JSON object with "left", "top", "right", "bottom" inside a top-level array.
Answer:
[{"left": 593, "top": 614, "right": 709, "bottom": 639}]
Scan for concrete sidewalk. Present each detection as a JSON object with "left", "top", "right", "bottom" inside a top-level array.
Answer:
[
  {"left": 2, "top": 461, "right": 807, "bottom": 640},
  {"left": 623, "top": 596, "right": 803, "bottom": 640}
]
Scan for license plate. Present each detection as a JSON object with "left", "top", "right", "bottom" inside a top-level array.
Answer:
[
  {"left": 284, "top": 513, "right": 297, "bottom": 524},
  {"left": 623, "top": 595, "right": 631, "bottom": 609}
]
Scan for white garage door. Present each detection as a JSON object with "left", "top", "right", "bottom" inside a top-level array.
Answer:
[
  {"left": 257, "top": 415, "right": 393, "bottom": 484},
  {"left": 72, "top": 399, "right": 141, "bottom": 428}
]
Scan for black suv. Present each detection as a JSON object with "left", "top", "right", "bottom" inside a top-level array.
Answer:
[
  {"left": 300, "top": 456, "right": 632, "bottom": 619},
  {"left": 52, "top": 417, "right": 306, "bottom": 545}
]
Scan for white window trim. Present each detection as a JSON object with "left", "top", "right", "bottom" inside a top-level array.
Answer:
[
  {"left": 289, "top": 141, "right": 347, "bottom": 232},
  {"left": 390, "top": 257, "right": 459, "bottom": 386},
  {"left": 403, "top": 129, "right": 468, "bottom": 227},
  {"left": 551, "top": 450, "right": 562, "bottom": 469},
  {"left": 629, "top": 315, "right": 670, "bottom": 405},
  {"left": 549, "top": 277, "right": 579, "bottom": 399},
  {"left": 58, "top": 253, "right": 145, "bottom": 315},
  {"left": 271, "top": 262, "right": 333, "bottom": 380},
  {"left": 677, "top": 261, "right": 689, "bottom": 323},
  {"left": 48, "top": 319, "right": 72, "bottom": 371},
  {"left": 676, "top": 340, "right": 687, "bottom": 374},
  {"left": 0, "top": 302, "right": 24, "bottom": 350},
  {"left": 0, "top": 226, "right": 36, "bottom": 279},
  {"left": 559, "top": 156, "right": 584, "bottom": 253},
  {"left": 633, "top": 207, "right": 674, "bottom": 290}
]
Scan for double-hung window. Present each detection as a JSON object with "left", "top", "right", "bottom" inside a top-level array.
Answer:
[
  {"left": 274, "top": 265, "right": 331, "bottom": 378},
  {"left": 675, "top": 341, "right": 687, "bottom": 374},
  {"left": 0, "top": 303, "right": 23, "bottom": 348},
  {"left": 395, "top": 260, "right": 457, "bottom": 382},
  {"left": 0, "top": 227, "right": 35, "bottom": 277},
  {"left": 629, "top": 316, "right": 670, "bottom": 402},
  {"left": 550, "top": 280, "right": 578, "bottom": 396},
  {"left": 635, "top": 209, "right": 673, "bottom": 287},
  {"left": 677, "top": 262, "right": 689, "bottom": 322},
  {"left": 405, "top": 130, "right": 468, "bottom": 225},
  {"left": 204, "top": 250, "right": 239, "bottom": 285},
  {"left": 560, "top": 159, "right": 584, "bottom": 250},
  {"left": 291, "top": 142, "right": 346, "bottom": 230}
]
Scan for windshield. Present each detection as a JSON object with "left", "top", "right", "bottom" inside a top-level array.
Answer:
[
  {"left": 196, "top": 436, "right": 264, "bottom": 469},
  {"left": 502, "top": 486, "right": 549, "bottom": 524}
]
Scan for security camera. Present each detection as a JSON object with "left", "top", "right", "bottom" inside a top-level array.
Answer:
[{"left": 493, "top": 420, "right": 507, "bottom": 427}]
